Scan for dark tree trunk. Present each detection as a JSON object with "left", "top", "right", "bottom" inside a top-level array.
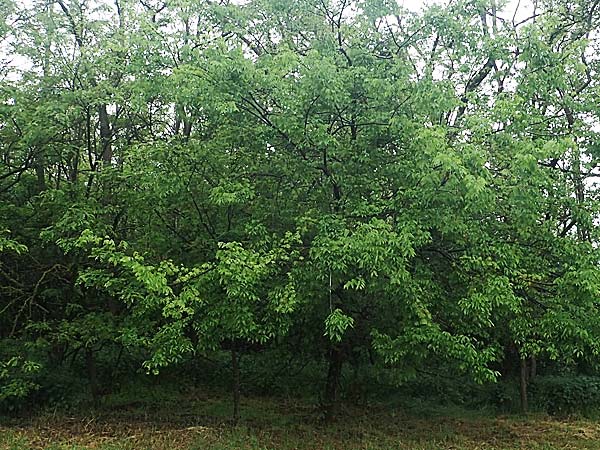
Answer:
[
  {"left": 231, "top": 347, "right": 240, "bottom": 425},
  {"left": 110, "top": 344, "right": 124, "bottom": 386},
  {"left": 183, "top": 119, "right": 192, "bottom": 139},
  {"left": 98, "top": 104, "right": 112, "bottom": 165},
  {"left": 35, "top": 157, "right": 46, "bottom": 192},
  {"left": 86, "top": 348, "right": 99, "bottom": 406},
  {"left": 520, "top": 357, "right": 528, "bottom": 414},
  {"left": 108, "top": 296, "right": 120, "bottom": 315},
  {"left": 530, "top": 355, "right": 537, "bottom": 380},
  {"left": 70, "top": 150, "right": 79, "bottom": 182},
  {"left": 323, "top": 346, "right": 343, "bottom": 421}
]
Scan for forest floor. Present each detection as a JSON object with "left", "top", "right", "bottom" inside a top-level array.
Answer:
[{"left": 2, "top": 388, "right": 600, "bottom": 449}]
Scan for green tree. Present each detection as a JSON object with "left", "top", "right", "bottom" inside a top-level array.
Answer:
[{"left": 1, "top": 0, "right": 599, "bottom": 421}]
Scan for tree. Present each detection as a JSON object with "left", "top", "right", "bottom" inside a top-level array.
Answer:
[{"left": 0, "top": 0, "right": 599, "bottom": 421}]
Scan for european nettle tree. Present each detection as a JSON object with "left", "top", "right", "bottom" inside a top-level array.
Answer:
[
  {"left": 164, "top": 0, "right": 526, "bottom": 417},
  {"left": 66, "top": 226, "right": 301, "bottom": 422},
  {"left": 99, "top": 0, "right": 600, "bottom": 418}
]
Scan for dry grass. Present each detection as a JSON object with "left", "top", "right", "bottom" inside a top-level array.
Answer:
[{"left": 2, "top": 392, "right": 600, "bottom": 449}]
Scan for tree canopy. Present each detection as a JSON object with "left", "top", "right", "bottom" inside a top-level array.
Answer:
[{"left": 1, "top": 0, "right": 599, "bottom": 420}]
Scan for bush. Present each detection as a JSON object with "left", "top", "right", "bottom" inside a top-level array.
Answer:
[
  {"left": 0, "top": 355, "right": 42, "bottom": 413},
  {"left": 531, "top": 376, "right": 600, "bottom": 416},
  {"left": 0, "top": 339, "right": 48, "bottom": 412}
]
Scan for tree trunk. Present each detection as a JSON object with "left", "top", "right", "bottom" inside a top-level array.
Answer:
[
  {"left": 323, "top": 346, "right": 343, "bottom": 421},
  {"left": 183, "top": 119, "right": 192, "bottom": 139},
  {"left": 86, "top": 348, "right": 99, "bottom": 406},
  {"left": 231, "top": 347, "right": 240, "bottom": 425},
  {"left": 520, "top": 357, "right": 528, "bottom": 414},
  {"left": 34, "top": 159, "right": 46, "bottom": 192},
  {"left": 98, "top": 104, "right": 112, "bottom": 166},
  {"left": 174, "top": 114, "right": 181, "bottom": 135}
]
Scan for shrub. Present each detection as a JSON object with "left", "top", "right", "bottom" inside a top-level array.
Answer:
[
  {"left": 531, "top": 376, "right": 600, "bottom": 416},
  {"left": 0, "top": 356, "right": 42, "bottom": 412}
]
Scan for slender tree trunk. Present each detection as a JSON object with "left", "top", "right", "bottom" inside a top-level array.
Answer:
[
  {"left": 86, "top": 348, "right": 99, "bottom": 406},
  {"left": 111, "top": 344, "right": 124, "bottom": 386},
  {"left": 323, "top": 346, "right": 343, "bottom": 421},
  {"left": 520, "top": 357, "right": 528, "bottom": 414},
  {"left": 231, "top": 347, "right": 240, "bottom": 425},
  {"left": 70, "top": 149, "right": 79, "bottom": 182},
  {"left": 530, "top": 355, "right": 537, "bottom": 380},
  {"left": 183, "top": 119, "right": 192, "bottom": 139},
  {"left": 174, "top": 114, "right": 181, "bottom": 135},
  {"left": 98, "top": 104, "right": 112, "bottom": 166},
  {"left": 35, "top": 158, "right": 46, "bottom": 192}
]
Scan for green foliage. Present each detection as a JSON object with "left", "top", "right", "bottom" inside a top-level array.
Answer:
[
  {"left": 324, "top": 309, "right": 355, "bottom": 343},
  {"left": 0, "top": 231, "right": 27, "bottom": 255},
  {"left": 0, "top": 356, "right": 41, "bottom": 410},
  {"left": 1, "top": 0, "right": 600, "bottom": 420},
  {"left": 531, "top": 376, "right": 600, "bottom": 416},
  {"left": 0, "top": 339, "right": 42, "bottom": 412}
]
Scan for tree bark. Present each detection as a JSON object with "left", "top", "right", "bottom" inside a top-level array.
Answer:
[
  {"left": 530, "top": 355, "right": 537, "bottom": 380},
  {"left": 98, "top": 105, "right": 112, "bottom": 166},
  {"left": 183, "top": 119, "right": 192, "bottom": 139},
  {"left": 520, "top": 357, "right": 529, "bottom": 414},
  {"left": 231, "top": 347, "right": 240, "bottom": 425},
  {"left": 86, "top": 348, "right": 99, "bottom": 406},
  {"left": 34, "top": 158, "right": 46, "bottom": 192},
  {"left": 323, "top": 346, "right": 343, "bottom": 421}
]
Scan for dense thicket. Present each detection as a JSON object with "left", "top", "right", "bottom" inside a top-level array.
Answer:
[{"left": 1, "top": 0, "right": 599, "bottom": 420}]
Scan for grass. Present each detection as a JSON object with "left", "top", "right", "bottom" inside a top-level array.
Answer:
[{"left": 2, "top": 388, "right": 600, "bottom": 450}]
